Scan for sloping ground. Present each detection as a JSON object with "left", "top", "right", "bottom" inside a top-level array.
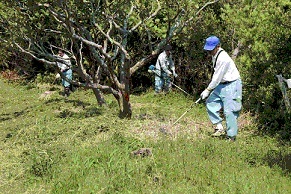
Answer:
[{"left": 0, "top": 79, "right": 290, "bottom": 193}]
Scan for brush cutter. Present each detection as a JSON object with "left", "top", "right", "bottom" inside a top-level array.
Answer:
[
  {"left": 171, "top": 82, "right": 191, "bottom": 96},
  {"left": 159, "top": 97, "right": 201, "bottom": 134}
]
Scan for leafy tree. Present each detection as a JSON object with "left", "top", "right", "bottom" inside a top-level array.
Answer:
[
  {"left": 0, "top": 1, "right": 25, "bottom": 72},
  {"left": 4, "top": 0, "right": 219, "bottom": 118},
  {"left": 221, "top": 0, "right": 291, "bottom": 137}
]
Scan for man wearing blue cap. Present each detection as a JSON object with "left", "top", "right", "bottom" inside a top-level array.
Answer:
[{"left": 201, "top": 36, "right": 242, "bottom": 141}]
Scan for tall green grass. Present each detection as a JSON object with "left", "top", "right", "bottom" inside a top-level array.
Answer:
[{"left": 0, "top": 79, "right": 290, "bottom": 193}]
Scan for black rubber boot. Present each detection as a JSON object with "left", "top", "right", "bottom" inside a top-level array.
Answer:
[
  {"left": 226, "top": 136, "right": 236, "bottom": 142},
  {"left": 64, "top": 87, "right": 70, "bottom": 97}
]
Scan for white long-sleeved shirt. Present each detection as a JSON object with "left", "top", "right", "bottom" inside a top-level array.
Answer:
[
  {"left": 155, "top": 51, "right": 175, "bottom": 77},
  {"left": 207, "top": 48, "right": 240, "bottom": 90},
  {"left": 57, "top": 54, "right": 72, "bottom": 72}
]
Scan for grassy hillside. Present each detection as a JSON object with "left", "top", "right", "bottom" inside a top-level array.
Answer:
[{"left": 0, "top": 79, "right": 290, "bottom": 194}]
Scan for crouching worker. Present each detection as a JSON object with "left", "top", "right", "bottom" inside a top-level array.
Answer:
[
  {"left": 150, "top": 45, "right": 178, "bottom": 94},
  {"left": 57, "top": 50, "right": 72, "bottom": 97},
  {"left": 200, "top": 36, "right": 242, "bottom": 142}
]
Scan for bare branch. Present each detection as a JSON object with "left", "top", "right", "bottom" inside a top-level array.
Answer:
[
  {"left": 59, "top": 71, "right": 118, "bottom": 94},
  {"left": 130, "top": 54, "right": 158, "bottom": 75},
  {"left": 44, "top": 29, "right": 63, "bottom": 34},
  {"left": 231, "top": 41, "right": 242, "bottom": 60},
  {"left": 196, "top": 0, "right": 219, "bottom": 16},
  {"left": 72, "top": 35, "right": 123, "bottom": 90},
  {"left": 15, "top": 42, "right": 119, "bottom": 93},
  {"left": 126, "top": 3, "right": 135, "bottom": 19},
  {"left": 78, "top": 42, "right": 83, "bottom": 69},
  {"left": 39, "top": 3, "right": 73, "bottom": 34},
  {"left": 93, "top": 23, "right": 130, "bottom": 59},
  {"left": 15, "top": 42, "right": 71, "bottom": 69},
  {"left": 103, "top": 20, "right": 113, "bottom": 53},
  {"left": 130, "top": 0, "right": 161, "bottom": 32},
  {"left": 14, "top": 43, "right": 56, "bottom": 65},
  {"left": 181, "top": 0, "right": 220, "bottom": 29},
  {"left": 72, "top": 34, "right": 112, "bottom": 60},
  {"left": 101, "top": 12, "right": 124, "bottom": 33}
]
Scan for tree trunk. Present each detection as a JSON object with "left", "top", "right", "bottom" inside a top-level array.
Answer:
[
  {"left": 92, "top": 88, "right": 106, "bottom": 106},
  {"left": 119, "top": 65, "right": 132, "bottom": 118},
  {"left": 119, "top": 91, "right": 132, "bottom": 119},
  {"left": 114, "top": 90, "right": 132, "bottom": 119}
]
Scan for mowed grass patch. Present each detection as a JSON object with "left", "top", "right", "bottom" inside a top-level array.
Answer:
[{"left": 0, "top": 79, "right": 290, "bottom": 193}]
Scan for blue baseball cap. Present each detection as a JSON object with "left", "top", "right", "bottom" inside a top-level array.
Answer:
[{"left": 203, "top": 36, "right": 220, "bottom": 51}]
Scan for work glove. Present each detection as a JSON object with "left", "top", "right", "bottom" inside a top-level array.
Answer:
[
  {"left": 173, "top": 72, "right": 178, "bottom": 78},
  {"left": 200, "top": 88, "right": 211, "bottom": 100},
  {"left": 55, "top": 73, "right": 60, "bottom": 79},
  {"left": 148, "top": 69, "right": 153, "bottom": 73}
]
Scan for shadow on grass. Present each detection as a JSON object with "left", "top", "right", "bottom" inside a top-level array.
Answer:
[
  {"left": 131, "top": 86, "right": 148, "bottom": 95},
  {"left": 44, "top": 98, "right": 64, "bottom": 104},
  {"left": 0, "top": 108, "right": 30, "bottom": 122},
  {"left": 57, "top": 107, "right": 102, "bottom": 119},
  {"left": 45, "top": 98, "right": 91, "bottom": 108},
  {"left": 67, "top": 99, "right": 91, "bottom": 109},
  {"left": 265, "top": 150, "right": 291, "bottom": 175},
  {"left": 44, "top": 98, "right": 102, "bottom": 119}
]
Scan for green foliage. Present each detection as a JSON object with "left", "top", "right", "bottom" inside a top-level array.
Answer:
[
  {"left": 221, "top": 0, "right": 291, "bottom": 134},
  {"left": 0, "top": 1, "right": 19, "bottom": 69},
  {"left": 35, "top": 73, "right": 55, "bottom": 84}
]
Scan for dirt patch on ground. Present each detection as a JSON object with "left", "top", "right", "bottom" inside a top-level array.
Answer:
[
  {"left": 39, "top": 91, "right": 56, "bottom": 100},
  {"left": 238, "top": 111, "right": 256, "bottom": 131},
  {"left": 128, "top": 112, "right": 254, "bottom": 141},
  {"left": 128, "top": 117, "right": 210, "bottom": 141}
]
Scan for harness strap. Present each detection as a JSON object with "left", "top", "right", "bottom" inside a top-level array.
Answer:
[
  {"left": 211, "top": 50, "right": 224, "bottom": 77},
  {"left": 213, "top": 50, "right": 224, "bottom": 69}
]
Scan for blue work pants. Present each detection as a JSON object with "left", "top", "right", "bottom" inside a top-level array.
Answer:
[
  {"left": 155, "top": 72, "right": 171, "bottom": 93},
  {"left": 206, "top": 79, "right": 242, "bottom": 137},
  {"left": 62, "top": 69, "right": 72, "bottom": 88}
]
